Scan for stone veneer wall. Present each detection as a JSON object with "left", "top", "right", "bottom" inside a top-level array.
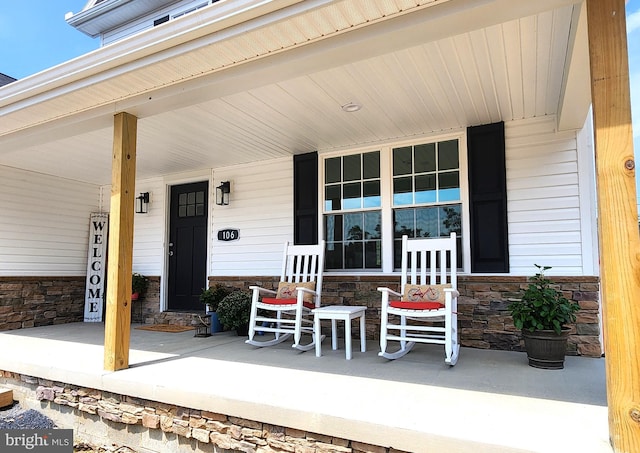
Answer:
[
  {"left": 0, "top": 277, "right": 85, "bottom": 331},
  {"left": 0, "top": 275, "right": 601, "bottom": 358},
  {"left": 0, "top": 277, "right": 163, "bottom": 331},
  {"left": 208, "top": 274, "right": 602, "bottom": 358},
  {"left": 0, "top": 370, "right": 406, "bottom": 453}
]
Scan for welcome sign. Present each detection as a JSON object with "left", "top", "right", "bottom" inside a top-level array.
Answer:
[{"left": 84, "top": 213, "right": 109, "bottom": 322}]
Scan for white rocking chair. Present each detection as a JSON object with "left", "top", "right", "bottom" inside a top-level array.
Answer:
[
  {"left": 378, "top": 233, "right": 460, "bottom": 366},
  {"left": 246, "top": 241, "right": 325, "bottom": 351}
]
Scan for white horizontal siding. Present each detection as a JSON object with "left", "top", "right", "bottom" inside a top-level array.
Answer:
[
  {"left": 505, "top": 116, "right": 590, "bottom": 276},
  {"left": 211, "top": 158, "right": 294, "bottom": 276},
  {"left": 0, "top": 166, "right": 100, "bottom": 276}
]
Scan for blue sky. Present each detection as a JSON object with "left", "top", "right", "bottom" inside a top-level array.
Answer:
[
  {"left": 0, "top": 1, "right": 98, "bottom": 78},
  {"left": 0, "top": 0, "right": 639, "bottom": 205}
]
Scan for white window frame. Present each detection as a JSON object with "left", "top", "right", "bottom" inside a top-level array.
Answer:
[{"left": 321, "top": 130, "right": 470, "bottom": 274}]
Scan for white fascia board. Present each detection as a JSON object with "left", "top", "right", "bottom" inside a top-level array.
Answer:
[{"left": 557, "top": 1, "right": 592, "bottom": 132}]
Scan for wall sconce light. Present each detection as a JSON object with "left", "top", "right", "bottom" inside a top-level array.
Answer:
[
  {"left": 136, "top": 192, "right": 150, "bottom": 214},
  {"left": 216, "top": 181, "right": 230, "bottom": 206}
]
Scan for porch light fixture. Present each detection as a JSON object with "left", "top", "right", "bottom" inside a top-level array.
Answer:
[
  {"left": 341, "top": 102, "right": 362, "bottom": 112},
  {"left": 136, "top": 192, "right": 150, "bottom": 214},
  {"left": 216, "top": 181, "right": 230, "bottom": 206}
]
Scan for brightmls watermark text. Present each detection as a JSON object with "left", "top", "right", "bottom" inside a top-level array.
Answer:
[{"left": 0, "top": 430, "right": 73, "bottom": 452}]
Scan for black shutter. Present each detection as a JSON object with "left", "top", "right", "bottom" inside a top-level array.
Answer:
[
  {"left": 467, "top": 122, "right": 509, "bottom": 273},
  {"left": 293, "top": 152, "right": 318, "bottom": 245}
]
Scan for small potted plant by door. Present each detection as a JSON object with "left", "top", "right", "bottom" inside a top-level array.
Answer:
[
  {"left": 217, "top": 290, "right": 252, "bottom": 336},
  {"left": 508, "top": 264, "right": 580, "bottom": 369},
  {"left": 199, "top": 284, "right": 231, "bottom": 334},
  {"left": 131, "top": 273, "right": 149, "bottom": 301}
]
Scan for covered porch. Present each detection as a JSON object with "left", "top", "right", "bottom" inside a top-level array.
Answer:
[{"left": 0, "top": 322, "right": 609, "bottom": 453}]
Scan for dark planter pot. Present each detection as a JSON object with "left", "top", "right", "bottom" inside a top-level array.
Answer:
[
  {"left": 236, "top": 323, "right": 249, "bottom": 337},
  {"left": 522, "top": 328, "right": 570, "bottom": 370}
]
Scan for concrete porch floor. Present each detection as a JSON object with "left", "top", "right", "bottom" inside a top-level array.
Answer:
[{"left": 0, "top": 322, "right": 610, "bottom": 453}]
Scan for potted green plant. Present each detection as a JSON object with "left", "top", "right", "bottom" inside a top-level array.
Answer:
[
  {"left": 508, "top": 264, "right": 580, "bottom": 369},
  {"left": 131, "top": 273, "right": 149, "bottom": 300},
  {"left": 199, "top": 284, "right": 231, "bottom": 333},
  {"left": 217, "top": 290, "right": 252, "bottom": 336}
]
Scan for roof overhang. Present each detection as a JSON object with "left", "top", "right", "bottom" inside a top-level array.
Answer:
[{"left": 0, "top": 0, "right": 589, "bottom": 185}]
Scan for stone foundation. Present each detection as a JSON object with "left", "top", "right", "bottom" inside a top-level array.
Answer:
[{"left": 0, "top": 370, "right": 406, "bottom": 453}]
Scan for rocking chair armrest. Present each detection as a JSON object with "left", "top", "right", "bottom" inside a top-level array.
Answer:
[
  {"left": 377, "top": 287, "right": 401, "bottom": 297},
  {"left": 249, "top": 285, "right": 277, "bottom": 296},
  {"left": 295, "top": 286, "right": 317, "bottom": 296},
  {"left": 296, "top": 286, "right": 318, "bottom": 307},
  {"left": 444, "top": 288, "right": 460, "bottom": 298}
]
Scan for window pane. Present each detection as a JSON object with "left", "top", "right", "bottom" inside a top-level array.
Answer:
[
  {"left": 365, "top": 240, "right": 382, "bottom": 268},
  {"left": 393, "top": 177, "right": 413, "bottom": 205},
  {"left": 438, "top": 140, "right": 459, "bottom": 170},
  {"left": 394, "top": 209, "right": 415, "bottom": 238},
  {"left": 362, "top": 151, "right": 380, "bottom": 179},
  {"left": 393, "top": 205, "right": 462, "bottom": 269},
  {"left": 325, "top": 242, "right": 343, "bottom": 269},
  {"left": 345, "top": 241, "right": 363, "bottom": 269},
  {"left": 415, "top": 207, "right": 439, "bottom": 238},
  {"left": 363, "top": 180, "right": 381, "bottom": 208},
  {"left": 324, "top": 214, "right": 343, "bottom": 242},
  {"left": 196, "top": 204, "right": 204, "bottom": 216},
  {"left": 179, "top": 193, "right": 187, "bottom": 205},
  {"left": 187, "top": 192, "right": 195, "bottom": 204},
  {"left": 343, "top": 154, "right": 361, "bottom": 181},
  {"left": 393, "top": 239, "right": 403, "bottom": 269},
  {"left": 187, "top": 205, "right": 195, "bottom": 217},
  {"left": 414, "top": 143, "right": 436, "bottom": 173},
  {"left": 364, "top": 211, "right": 381, "bottom": 239},
  {"left": 438, "top": 171, "right": 460, "bottom": 201},
  {"left": 414, "top": 174, "right": 436, "bottom": 203},
  {"left": 363, "top": 151, "right": 380, "bottom": 179},
  {"left": 325, "top": 185, "right": 341, "bottom": 211},
  {"left": 440, "top": 205, "right": 462, "bottom": 235},
  {"left": 343, "top": 183, "right": 361, "bottom": 210},
  {"left": 344, "top": 213, "right": 363, "bottom": 241},
  {"left": 393, "top": 146, "right": 412, "bottom": 175},
  {"left": 325, "top": 158, "right": 341, "bottom": 184},
  {"left": 178, "top": 206, "right": 186, "bottom": 217},
  {"left": 196, "top": 191, "right": 204, "bottom": 203}
]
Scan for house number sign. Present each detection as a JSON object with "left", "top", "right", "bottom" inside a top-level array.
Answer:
[{"left": 217, "top": 229, "right": 240, "bottom": 241}]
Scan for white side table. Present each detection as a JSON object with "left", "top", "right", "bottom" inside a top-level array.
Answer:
[{"left": 313, "top": 306, "right": 367, "bottom": 360}]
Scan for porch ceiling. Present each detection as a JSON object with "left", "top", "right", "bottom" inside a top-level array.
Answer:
[{"left": 0, "top": 0, "right": 588, "bottom": 186}]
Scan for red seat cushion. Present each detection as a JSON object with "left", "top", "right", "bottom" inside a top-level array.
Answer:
[
  {"left": 262, "top": 298, "right": 315, "bottom": 310},
  {"left": 389, "top": 300, "right": 445, "bottom": 310}
]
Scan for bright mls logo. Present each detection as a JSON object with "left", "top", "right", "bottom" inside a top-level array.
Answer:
[{"left": 0, "top": 430, "right": 73, "bottom": 452}]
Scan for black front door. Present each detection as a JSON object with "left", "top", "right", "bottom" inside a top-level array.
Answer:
[{"left": 167, "top": 181, "right": 208, "bottom": 311}]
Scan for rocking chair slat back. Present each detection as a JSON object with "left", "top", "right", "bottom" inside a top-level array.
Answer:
[
  {"left": 401, "top": 234, "right": 456, "bottom": 293},
  {"left": 281, "top": 242, "right": 324, "bottom": 301}
]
